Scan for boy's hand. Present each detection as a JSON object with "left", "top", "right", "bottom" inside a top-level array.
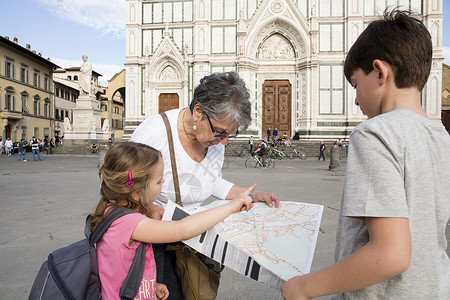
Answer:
[
  {"left": 281, "top": 276, "right": 311, "bottom": 300},
  {"left": 230, "top": 184, "right": 256, "bottom": 213},
  {"left": 156, "top": 283, "right": 169, "bottom": 300}
]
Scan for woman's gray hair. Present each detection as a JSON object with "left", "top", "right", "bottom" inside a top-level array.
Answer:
[{"left": 189, "top": 72, "right": 251, "bottom": 129}]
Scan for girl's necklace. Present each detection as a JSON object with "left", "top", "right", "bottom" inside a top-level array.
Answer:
[{"left": 182, "top": 110, "right": 198, "bottom": 144}]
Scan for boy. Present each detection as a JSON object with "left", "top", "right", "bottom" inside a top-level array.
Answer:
[{"left": 281, "top": 9, "right": 450, "bottom": 299}]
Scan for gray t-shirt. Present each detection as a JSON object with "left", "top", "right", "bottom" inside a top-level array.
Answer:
[{"left": 333, "top": 110, "right": 450, "bottom": 299}]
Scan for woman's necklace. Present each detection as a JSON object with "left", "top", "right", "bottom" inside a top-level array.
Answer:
[{"left": 182, "top": 110, "right": 198, "bottom": 144}]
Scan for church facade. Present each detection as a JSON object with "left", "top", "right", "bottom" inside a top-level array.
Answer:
[{"left": 124, "top": 0, "right": 443, "bottom": 140}]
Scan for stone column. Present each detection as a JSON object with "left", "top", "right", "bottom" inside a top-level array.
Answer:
[{"left": 329, "top": 147, "right": 340, "bottom": 171}]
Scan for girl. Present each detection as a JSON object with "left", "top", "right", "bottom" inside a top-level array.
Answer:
[{"left": 91, "top": 142, "right": 255, "bottom": 300}]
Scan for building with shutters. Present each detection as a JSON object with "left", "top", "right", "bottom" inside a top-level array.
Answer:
[
  {"left": 124, "top": 0, "right": 443, "bottom": 140},
  {"left": 0, "top": 36, "right": 59, "bottom": 142}
]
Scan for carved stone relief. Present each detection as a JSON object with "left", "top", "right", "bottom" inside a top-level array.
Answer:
[
  {"left": 258, "top": 33, "right": 295, "bottom": 60},
  {"left": 270, "top": 1, "right": 284, "bottom": 14},
  {"left": 250, "top": 21, "right": 306, "bottom": 59},
  {"left": 159, "top": 65, "right": 179, "bottom": 81}
]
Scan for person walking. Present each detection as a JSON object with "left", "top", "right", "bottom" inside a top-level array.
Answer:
[
  {"left": 5, "top": 138, "right": 13, "bottom": 156},
  {"left": 0, "top": 138, "right": 3, "bottom": 155},
  {"left": 17, "top": 139, "right": 27, "bottom": 162},
  {"left": 249, "top": 135, "right": 254, "bottom": 154},
  {"left": 31, "top": 137, "right": 41, "bottom": 161},
  {"left": 318, "top": 140, "right": 326, "bottom": 161},
  {"left": 111, "top": 128, "right": 115, "bottom": 142},
  {"left": 49, "top": 138, "right": 54, "bottom": 154},
  {"left": 266, "top": 127, "right": 271, "bottom": 141}
]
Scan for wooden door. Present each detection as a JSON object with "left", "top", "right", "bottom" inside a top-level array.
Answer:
[
  {"left": 442, "top": 110, "right": 450, "bottom": 133},
  {"left": 158, "top": 93, "right": 179, "bottom": 113},
  {"left": 262, "top": 80, "right": 291, "bottom": 138}
]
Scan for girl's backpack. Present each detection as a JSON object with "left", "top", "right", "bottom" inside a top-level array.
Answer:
[{"left": 28, "top": 208, "right": 146, "bottom": 300}]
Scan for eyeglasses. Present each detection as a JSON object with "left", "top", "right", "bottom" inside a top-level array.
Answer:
[{"left": 204, "top": 112, "right": 239, "bottom": 139}]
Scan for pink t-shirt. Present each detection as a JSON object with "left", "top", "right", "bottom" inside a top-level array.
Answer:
[{"left": 97, "top": 212, "right": 157, "bottom": 300}]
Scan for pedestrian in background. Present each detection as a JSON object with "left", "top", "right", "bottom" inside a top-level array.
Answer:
[
  {"left": 272, "top": 127, "right": 278, "bottom": 142},
  {"left": 55, "top": 133, "right": 60, "bottom": 147},
  {"left": 318, "top": 140, "right": 326, "bottom": 161},
  {"left": 17, "top": 139, "right": 27, "bottom": 162},
  {"left": 49, "top": 138, "right": 55, "bottom": 154},
  {"left": 255, "top": 138, "right": 269, "bottom": 168},
  {"left": 31, "top": 136, "right": 41, "bottom": 161},
  {"left": 249, "top": 135, "right": 254, "bottom": 154},
  {"left": 5, "top": 138, "right": 13, "bottom": 156}
]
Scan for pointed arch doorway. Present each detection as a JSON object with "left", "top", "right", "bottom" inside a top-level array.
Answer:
[{"left": 262, "top": 80, "right": 291, "bottom": 138}]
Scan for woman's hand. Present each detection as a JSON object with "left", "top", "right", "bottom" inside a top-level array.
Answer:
[
  {"left": 252, "top": 190, "right": 280, "bottom": 208},
  {"left": 229, "top": 183, "right": 257, "bottom": 213},
  {"left": 146, "top": 203, "right": 165, "bottom": 220},
  {"left": 156, "top": 283, "right": 169, "bottom": 300}
]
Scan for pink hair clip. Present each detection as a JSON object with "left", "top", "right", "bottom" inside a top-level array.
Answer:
[{"left": 126, "top": 169, "right": 134, "bottom": 187}]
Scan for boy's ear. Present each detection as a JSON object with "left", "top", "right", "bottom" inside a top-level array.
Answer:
[{"left": 372, "top": 59, "right": 389, "bottom": 86}]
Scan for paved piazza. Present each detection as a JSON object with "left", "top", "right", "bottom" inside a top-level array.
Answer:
[{"left": 0, "top": 153, "right": 448, "bottom": 299}]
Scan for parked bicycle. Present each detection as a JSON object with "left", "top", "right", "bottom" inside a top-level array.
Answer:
[
  {"left": 268, "top": 148, "right": 288, "bottom": 160},
  {"left": 288, "top": 148, "right": 307, "bottom": 160},
  {"left": 232, "top": 148, "right": 247, "bottom": 158},
  {"left": 245, "top": 155, "right": 275, "bottom": 168}
]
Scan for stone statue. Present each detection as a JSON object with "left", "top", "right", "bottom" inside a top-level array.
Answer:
[
  {"left": 102, "top": 119, "right": 110, "bottom": 132},
  {"left": 79, "top": 55, "right": 92, "bottom": 96},
  {"left": 64, "top": 117, "right": 72, "bottom": 132}
]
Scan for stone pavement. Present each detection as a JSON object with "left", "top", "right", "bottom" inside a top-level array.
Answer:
[{"left": 0, "top": 153, "right": 448, "bottom": 299}]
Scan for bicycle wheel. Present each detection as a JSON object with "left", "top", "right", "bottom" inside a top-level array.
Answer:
[
  {"left": 267, "top": 158, "right": 275, "bottom": 168},
  {"left": 298, "top": 152, "right": 307, "bottom": 160},
  {"left": 245, "top": 157, "right": 257, "bottom": 168}
]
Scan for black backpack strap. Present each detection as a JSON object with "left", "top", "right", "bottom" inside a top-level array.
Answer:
[
  {"left": 87, "top": 207, "right": 135, "bottom": 245},
  {"left": 47, "top": 253, "right": 76, "bottom": 300},
  {"left": 119, "top": 242, "right": 146, "bottom": 300},
  {"left": 86, "top": 207, "right": 147, "bottom": 300}
]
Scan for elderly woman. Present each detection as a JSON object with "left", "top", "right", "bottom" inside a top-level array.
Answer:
[{"left": 130, "top": 71, "right": 279, "bottom": 299}]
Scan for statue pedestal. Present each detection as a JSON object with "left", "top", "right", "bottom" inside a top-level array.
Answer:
[{"left": 65, "top": 95, "right": 108, "bottom": 146}]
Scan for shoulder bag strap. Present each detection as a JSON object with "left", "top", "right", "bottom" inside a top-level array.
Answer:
[{"left": 160, "top": 112, "right": 182, "bottom": 206}]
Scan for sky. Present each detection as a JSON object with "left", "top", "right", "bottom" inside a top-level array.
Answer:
[{"left": 0, "top": 0, "right": 449, "bottom": 86}]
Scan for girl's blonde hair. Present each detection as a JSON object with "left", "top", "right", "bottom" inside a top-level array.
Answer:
[{"left": 91, "top": 141, "right": 161, "bottom": 231}]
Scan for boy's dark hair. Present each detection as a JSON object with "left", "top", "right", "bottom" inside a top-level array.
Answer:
[{"left": 344, "top": 9, "right": 432, "bottom": 91}]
